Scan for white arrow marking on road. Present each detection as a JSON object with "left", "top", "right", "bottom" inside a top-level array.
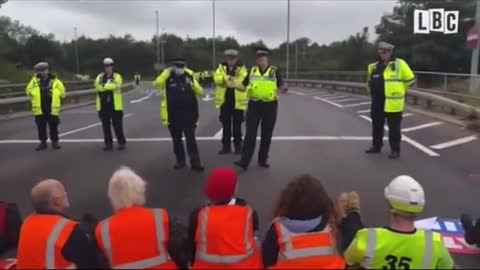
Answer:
[
  {"left": 401, "top": 122, "right": 443, "bottom": 133},
  {"left": 314, "top": 96, "right": 344, "bottom": 108},
  {"left": 130, "top": 93, "right": 153, "bottom": 104},
  {"left": 343, "top": 101, "right": 371, "bottom": 108},
  {"left": 430, "top": 135, "right": 478, "bottom": 150},
  {"left": 58, "top": 113, "right": 133, "bottom": 138}
]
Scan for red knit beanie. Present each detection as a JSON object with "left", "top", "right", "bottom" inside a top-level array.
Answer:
[{"left": 204, "top": 167, "right": 237, "bottom": 202}]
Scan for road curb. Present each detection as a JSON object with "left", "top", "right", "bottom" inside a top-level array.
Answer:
[{"left": 0, "top": 88, "right": 140, "bottom": 122}]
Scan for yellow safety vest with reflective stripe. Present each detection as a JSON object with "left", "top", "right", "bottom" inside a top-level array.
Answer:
[
  {"left": 153, "top": 68, "right": 203, "bottom": 126},
  {"left": 213, "top": 63, "right": 248, "bottom": 110},
  {"left": 247, "top": 65, "right": 278, "bottom": 102},
  {"left": 94, "top": 72, "right": 124, "bottom": 111},
  {"left": 345, "top": 228, "right": 450, "bottom": 269},
  {"left": 367, "top": 58, "right": 414, "bottom": 113},
  {"left": 25, "top": 75, "right": 66, "bottom": 116}
]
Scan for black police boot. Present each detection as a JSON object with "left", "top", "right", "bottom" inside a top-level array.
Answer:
[
  {"left": 52, "top": 142, "right": 61, "bottom": 150},
  {"left": 191, "top": 163, "right": 205, "bottom": 172},
  {"left": 173, "top": 162, "right": 186, "bottom": 170},
  {"left": 117, "top": 144, "right": 126, "bottom": 151},
  {"left": 218, "top": 144, "right": 231, "bottom": 155},
  {"left": 35, "top": 142, "right": 48, "bottom": 151},
  {"left": 234, "top": 142, "right": 242, "bottom": 155},
  {"left": 258, "top": 160, "right": 270, "bottom": 168},
  {"left": 460, "top": 214, "right": 476, "bottom": 245},
  {"left": 234, "top": 160, "right": 248, "bottom": 171},
  {"left": 365, "top": 147, "right": 381, "bottom": 154},
  {"left": 388, "top": 152, "right": 400, "bottom": 159},
  {"left": 103, "top": 145, "right": 114, "bottom": 151}
]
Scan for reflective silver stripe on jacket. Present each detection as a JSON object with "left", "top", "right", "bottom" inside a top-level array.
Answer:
[
  {"left": 100, "top": 209, "right": 169, "bottom": 269},
  {"left": 362, "top": 229, "right": 434, "bottom": 269},
  {"left": 196, "top": 206, "right": 254, "bottom": 264},
  {"left": 45, "top": 218, "right": 76, "bottom": 269},
  {"left": 276, "top": 222, "right": 336, "bottom": 261}
]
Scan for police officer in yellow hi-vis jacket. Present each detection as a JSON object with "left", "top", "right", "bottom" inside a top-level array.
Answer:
[
  {"left": 365, "top": 42, "right": 414, "bottom": 159},
  {"left": 234, "top": 47, "right": 287, "bottom": 171},
  {"left": 154, "top": 58, "right": 205, "bottom": 172},
  {"left": 214, "top": 49, "right": 248, "bottom": 155},
  {"left": 95, "top": 58, "right": 127, "bottom": 151},
  {"left": 26, "top": 62, "right": 65, "bottom": 151},
  {"left": 344, "top": 175, "right": 454, "bottom": 269}
]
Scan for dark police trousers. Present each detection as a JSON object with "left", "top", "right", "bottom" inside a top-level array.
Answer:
[
  {"left": 98, "top": 110, "right": 126, "bottom": 146},
  {"left": 35, "top": 114, "right": 59, "bottom": 143},
  {"left": 220, "top": 104, "right": 244, "bottom": 150},
  {"left": 168, "top": 118, "right": 201, "bottom": 166},
  {"left": 371, "top": 105, "right": 402, "bottom": 153},
  {"left": 240, "top": 100, "right": 278, "bottom": 165}
]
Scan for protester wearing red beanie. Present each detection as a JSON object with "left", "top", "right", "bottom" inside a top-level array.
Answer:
[{"left": 187, "top": 167, "right": 262, "bottom": 269}]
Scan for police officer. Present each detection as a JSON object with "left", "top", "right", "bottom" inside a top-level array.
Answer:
[
  {"left": 214, "top": 49, "right": 248, "bottom": 155},
  {"left": 134, "top": 72, "right": 141, "bottom": 86},
  {"left": 343, "top": 175, "right": 454, "bottom": 269},
  {"left": 365, "top": 42, "right": 414, "bottom": 159},
  {"left": 154, "top": 58, "right": 204, "bottom": 172},
  {"left": 234, "top": 47, "right": 287, "bottom": 170},
  {"left": 26, "top": 62, "right": 65, "bottom": 151},
  {"left": 94, "top": 58, "right": 127, "bottom": 151}
]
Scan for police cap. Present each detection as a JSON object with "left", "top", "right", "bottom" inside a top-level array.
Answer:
[
  {"left": 255, "top": 47, "right": 270, "bottom": 57},
  {"left": 168, "top": 57, "right": 186, "bottom": 66},
  {"left": 377, "top": 42, "right": 395, "bottom": 51},
  {"left": 224, "top": 49, "right": 239, "bottom": 57},
  {"left": 34, "top": 62, "right": 49, "bottom": 71}
]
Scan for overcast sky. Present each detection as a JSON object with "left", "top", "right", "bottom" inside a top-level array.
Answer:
[{"left": 1, "top": 0, "right": 397, "bottom": 47}]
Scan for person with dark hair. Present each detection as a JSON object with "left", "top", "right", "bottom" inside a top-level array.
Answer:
[
  {"left": 262, "top": 174, "right": 345, "bottom": 269},
  {"left": 188, "top": 167, "right": 262, "bottom": 269}
]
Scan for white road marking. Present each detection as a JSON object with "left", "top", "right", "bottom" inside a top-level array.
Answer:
[
  {"left": 289, "top": 90, "right": 306, "bottom": 96},
  {"left": 343, "top": 101, "right": 372, "bottom": 108},
  {"left": 359, "top": 115, "right": 440, "bottom": 157},
  {"left": 0, "top": 136, "right": 387, "bottom": 144},
  {"left": 314, "top": 96, "right": 344, "bottom": 108},
  {"left": 313, "top": 93, "right": 344, "bottom": 98},
  {"left": 357, "top": 109, "right": 371, "bottom": 114},
  {"left": 403, "top": 113, "right": 415, "bottom": 117},
  {"left": 430, "top": 135, "right": 478, "bottom": 150},
  {"left": 202, "top": 94, "right": 214, "bottom": 101},
  {"left": 214, "top": 129, "right": 223, "bottom": 138},
  {"left": 401, "top": 122, "right": 443, "bottom": 133},
  {"left": 326, "top": 95, "right": 349, "bottom": 100},
  {"left": 58, "top": 113, "right": 133, "bottom": 137},
  {"left": 330, "top": 98, "right": 359, "bottom": 103},
  {"left": 130, "top": 94, "right": 153, "bottom": 104}
]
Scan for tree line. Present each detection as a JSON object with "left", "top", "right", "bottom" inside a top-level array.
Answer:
[{"left": 0, "top": 0, "right": 477, "bottom": 83}]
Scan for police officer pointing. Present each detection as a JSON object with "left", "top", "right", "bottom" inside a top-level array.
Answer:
[
  {"left": 213, "top": 49, "right": 248, "bottom": 155},
  {"left": 234, "top": 47, "right": 287, "bottom": 170},
  {"left": 365, "top": 42, "right": 414, "bottom": 159}
]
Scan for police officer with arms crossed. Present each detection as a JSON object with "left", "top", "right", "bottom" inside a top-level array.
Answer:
[
  {"left": 365, "top": 42, "right": 414, "bottom": 159},
  {"left": 214, "top": 49, "right": 248, "bottom": 155},
  {"left": 26, "top": 62, "right": 65, "bottom": 151},
  {"left": 234, "top": 47, "right": 287, "bottom": 170},
  {"left": 343, "top": 175, "right": 454, "bottom": 269},
  {"left": 154, "top": 58, "right": 205, "bottom": 172},
  {"left": 95, "top": 58, "right": 127, "bottom": 151}
]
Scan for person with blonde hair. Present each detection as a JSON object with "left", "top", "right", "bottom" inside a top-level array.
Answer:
[{"left": 95, "top": 166, "right": 184, "bottom": 269}]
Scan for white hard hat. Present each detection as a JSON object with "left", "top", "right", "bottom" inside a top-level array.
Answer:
[
  {"left": 103, "top": 58, "right": 114, "bottom": 65},
  {"left": 384, "top": 175, "right": 425, "bottom": 215}
]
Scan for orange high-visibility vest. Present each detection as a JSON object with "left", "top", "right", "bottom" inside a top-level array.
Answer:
[
  {"left": 269, "top": 219, "right": 345, "bottom": 269},
  {"left": 95, "top": 207, "right": 177, "bottom": 269},
  {"left": 17, "top": 214, "right": 77, "bottom": 269},
  {"left": 191, "top": 204, "right": 262, "bottom": 269}
]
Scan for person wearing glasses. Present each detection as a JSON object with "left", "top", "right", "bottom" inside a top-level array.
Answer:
[{"left": 365, "top": 42, "right": 414, "bottom": 159}]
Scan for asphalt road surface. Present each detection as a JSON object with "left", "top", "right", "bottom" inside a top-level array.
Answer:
[{"left": 1, "top": 84, "right": 479, "bottom": 267}]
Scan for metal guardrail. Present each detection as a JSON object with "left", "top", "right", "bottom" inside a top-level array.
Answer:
[
  {"left": 0, "top": 82, "right": 135, "bottom": 115},
  {"left": 0, "top": 80, "right": 95, "bottom": 99},
  {"left": 285, "top": 78, "right": 480, "bottom": 120}
]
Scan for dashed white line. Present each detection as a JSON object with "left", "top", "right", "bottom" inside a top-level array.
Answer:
[
  {"left": 314, "top": 96, "right": 344, "bottom": 108},
  {"left": 58, "top": 113, "right": 133, "bottom": 137},
  {"left": 401, "top": 122, "right": 443, "bottom": 133},
  {"left": 430, "top": 135, "right": 478, "bottom": 150},
  {"left": 130, "top": 94, "right": 152, "bottom": 104},
  {"left": 343, "top": 101, "right": 372, "bottom": 108},
  {"left": 357, "top": 109, "right": 370, "bottom": 114}
]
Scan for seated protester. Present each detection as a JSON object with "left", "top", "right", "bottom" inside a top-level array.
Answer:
[
  {"left": 262, "top": 174, "right": 345, "bottom": 269},
  {"left": 344, "top": 175, "right": 455, "bottom": 269},
  {"left": 95, "top": 166, "right": 184, "bottom": 269},
  {"left": 460, "top": 213, "right": 480, "bottom": 247},
  {"left": 0, "top": 202, "right": 22, "bottom": 256},
  {"left": 17, "top": 179, "right": 101, "bottom": 269},
  {"left": 188, "top": 167, "right": 262, "bottom": 269}
]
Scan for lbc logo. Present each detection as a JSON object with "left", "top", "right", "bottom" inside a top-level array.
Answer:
[{"left": 414, "top": 9, "right": 459, "bottom": 34}]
